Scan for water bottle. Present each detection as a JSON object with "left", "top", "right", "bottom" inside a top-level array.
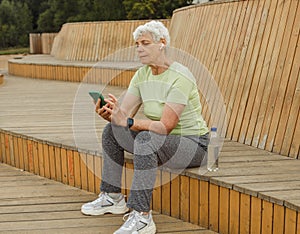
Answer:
[{"left": 207, "top": 127, "right": 220, "bottom": 171}]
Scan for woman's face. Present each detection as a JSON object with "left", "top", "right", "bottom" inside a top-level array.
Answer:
[{"left": 135, "top": 32, "right": 163, "bottom": 65}]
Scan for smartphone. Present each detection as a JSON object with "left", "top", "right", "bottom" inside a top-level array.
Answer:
[{"left": 88, "top": 91, "right": 106, "bottom": 108}]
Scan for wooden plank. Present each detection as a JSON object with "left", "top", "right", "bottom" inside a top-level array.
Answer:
[
  {"left": 48, "top": 145, "right": 56, "bottom": 180},
  {"left": 27, "top": 139, "right": 34, "bottom": 173},
  {"left": 67, "top": 149, "right": 75, "bottom": 187},
  {"left": 161, "top": 171, "right": 171, "bottom": 216},
  {"left": 222, "top": 0, "right": 253, "bottom": 137},
  {"left": 251, "top": 0, "right": 285, "bottom": 148},
  {"left": 61, "top": 148, "right": 68, "bottom": 184},
  {"left": 250, "top": 196, "right": 262, "bottom": 234},
  {"left": 4, "top": 134, "right": 11, "bottom": 165},
  {"left": 170, "top": 173, "right": 180, "bottom": 219},
  {"left": 17, "top": 137, "right": 24, "bottom": 170},
  {"left": 180, "top": 175, "right": 190, "bottom": 222},
  {"left": 86, "top": 153, "right": 95, "bottom": 193},
  {"left": 244, "top": 0, "right": 280, "bottom": 145},
  {"left": 284, "top": 208, "right": 297, "bottom": 234},
  {"left": 209, "top": 183, "right": 219, "bottom": 232},
  {"left": 94, "top": 155, "right": 101, "bottom": 194},
  {"left": 43, "top": 143, "right": 50, "bottom": 178},
  {"left": 0, "top": 132, "right": 4, "bottom": 162},
  {"left": 79, "top": 152, "right": 88, "bottom": 191},
  {"left": 73, "top": 151, "right": 81, "bottom": 189},
  {"left": 13, "top": 135, "right": 19, "bottom": 168},
  {"left": 32, "top": 140, "right": 39, "bottom": 175},
  {"left": 272, "top": 204, "right": 285, "bottom": 234},
  {"left": 189, "top": 177, "right": 199, "bottom": 225},
  {"left": 230, "top": 0, "right": 265, "bottom": 141},
  {"left": 54, "top": 146, "right": 62, "bottom": 182},
  {"left": 199, "top": 180, "right": 209, "bottom": 229},
  {"left": 229, "top": 190, "right": 240, "bottom": 234},
  {"left": 267, "top": 0, "right": 300, "bottom": 154},
  {"left": 261, "top": 200, "right": 273, "bottom": 234},
  {"left": 297, "top": 213, "right": 300, "bottom": 234},
  {"left": 219, "top": 187, "right": 229, "bottom": 234},
  {"left": 258, "top": 0, "right": 294, "bottom": 150},
  {"left": 239, "top": 193, "right": 251, "bottom": 234}
]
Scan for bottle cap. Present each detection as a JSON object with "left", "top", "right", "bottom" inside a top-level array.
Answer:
[{"left": 211, "top": 127, "right": 217, "bottom": 132}]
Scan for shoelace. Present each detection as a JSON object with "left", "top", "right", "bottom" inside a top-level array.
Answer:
[
  {"left": 122, "top": 211, "right": 140, "bottom": 229},
  {"left": 91, "top": 192, "right": 107, "bottom": 205}
]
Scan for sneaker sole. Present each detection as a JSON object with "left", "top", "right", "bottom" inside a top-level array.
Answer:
[{"left": 81, "top": 205, "right": 129, "bottom": 216}]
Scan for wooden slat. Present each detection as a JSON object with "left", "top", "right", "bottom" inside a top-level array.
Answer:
[
  {"left": 239, "top": 194, "right": 250, "bottom": 234},
  {"left": 86, "top": 153, "right": 95, "bottom": 193},
  {"left": 189, "top": 177, "right": 199, "bottom": 225},
  {"left": 170, "top": 173, "right": 180, "bottom": 219},
  {"left": 257, "top": 0, "right": 293, "bottom": 149},
  {"left": 261, "top": 201, "right": 273, "bottom": 234},
  {"left": 219, "top": 187, "right": 229, "bottom": 234},
  {"left": 199, "top": 181, "right": 209, "bottom": 228},
  {"left": 229, "top": 190, "right": 240, "bottom": 234},
  {"left": 250, "top": 197, "right": 262, "bottom": 234},
  {"left": 285, "top": 208, "right": 297, "bottom": 234},
  {"left": 266, "top": 0, "right": 300, "bottom": 153},
  {"left": 161, "top": 171, "right": 171, "bottom": 216},
  {"left": 273, "top": 204, "right": 285, "bottom": 234}
]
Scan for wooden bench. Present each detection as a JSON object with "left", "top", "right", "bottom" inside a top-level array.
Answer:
[{"left": 0, "top": 76, "right": 299, "bottom": 234}]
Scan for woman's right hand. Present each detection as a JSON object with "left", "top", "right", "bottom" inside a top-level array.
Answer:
[{"left": 95, "top": 98, "right": 112, "bottom": 122}]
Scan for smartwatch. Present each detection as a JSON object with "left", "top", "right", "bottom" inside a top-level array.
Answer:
[{"left": 127, "top": 118, "right": 134, "bottom": 129}]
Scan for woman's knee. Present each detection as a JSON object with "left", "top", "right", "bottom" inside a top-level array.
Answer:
[{"left": 134, "top": 131, "right": 165, "bottom": 156}]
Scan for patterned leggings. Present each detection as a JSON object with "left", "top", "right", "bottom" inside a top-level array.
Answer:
[{"left": 100, "top": 123, "right": 208, "bottom": 212}]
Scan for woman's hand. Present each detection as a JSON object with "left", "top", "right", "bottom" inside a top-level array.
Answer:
[
  {"left": 102, "top": 94, "right": 127, "bottom": 127},
  {"left": 95, "top": 97, "right": 112, "bottom": 122}
]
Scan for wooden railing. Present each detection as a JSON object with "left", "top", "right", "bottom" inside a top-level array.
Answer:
[{"left": 169, "top": 0, "right": 299, "bottom": 159}]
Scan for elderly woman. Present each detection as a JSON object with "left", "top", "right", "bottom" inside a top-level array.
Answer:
[{"left": 81, "top": 21, "right": 209, "bottom": 234}]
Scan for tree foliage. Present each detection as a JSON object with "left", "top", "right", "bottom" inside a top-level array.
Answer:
[
  {"left": 0, "top": 0, "right": 32, "bottom": 48},
  {"left": 0, "top": 0, "right": 193, "bottom": 49}
]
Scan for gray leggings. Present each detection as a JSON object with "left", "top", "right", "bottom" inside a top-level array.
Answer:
[{"left": 100, "top": 123, "right": 208, "bottom": 212}]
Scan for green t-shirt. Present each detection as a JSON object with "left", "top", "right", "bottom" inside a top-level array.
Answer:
[{"left": 127, "top": 62, "right": 209, "bottom": 136}]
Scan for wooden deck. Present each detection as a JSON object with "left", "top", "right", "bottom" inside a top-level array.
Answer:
[
  {"left": 0, "top": 163, "right": 214, "bottom": 234},
  {"left": 1, "top": 72, "right": 300, "bottom": 233}
]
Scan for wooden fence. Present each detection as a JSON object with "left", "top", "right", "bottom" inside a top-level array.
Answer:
[
  {"left": 169, "top": 0, "right": 299, "bottom": 159},
  {"left": 50, "top": 20, "right": 171, "bottom": 61},
  {"left": 30, "top": 33, "right": 58, "bottom": 54}
]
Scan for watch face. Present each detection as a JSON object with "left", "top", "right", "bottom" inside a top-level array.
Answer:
[{"left": 127, "top": 118, "right": 134, "bottom": 128}]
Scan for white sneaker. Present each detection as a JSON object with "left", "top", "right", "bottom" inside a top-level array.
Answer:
[
  {"left": 114, "top": 210, "right": 156, "bottom": 234},
  {"left": 81, "top": 192, "right": 129, "bottom": 216}
]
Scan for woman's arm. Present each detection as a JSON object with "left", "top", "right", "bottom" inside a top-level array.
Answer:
[
  {"left": 103, "top": 93, "right": 185, "bottom": 135},
  {"left": 130, "top": 102, "right": 185, "bottom": 135}
]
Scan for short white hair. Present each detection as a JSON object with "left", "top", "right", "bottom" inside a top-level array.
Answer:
[{"left": 133, "top": 20, "right": 170, "bottom": 46}]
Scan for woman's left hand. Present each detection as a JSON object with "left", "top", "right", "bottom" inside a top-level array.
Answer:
[{"left": 103, "top": 94, "right": 127, "bottom": 127}]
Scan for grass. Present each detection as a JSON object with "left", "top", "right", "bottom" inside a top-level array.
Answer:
[{"left": 0, "top": 47, "right": 29, "bottom": 55}]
